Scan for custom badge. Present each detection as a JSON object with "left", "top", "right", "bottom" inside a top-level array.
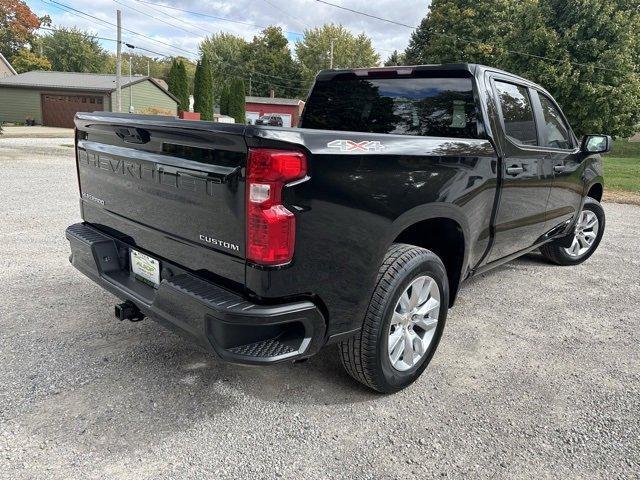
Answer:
[{"left": 327, "top": 140, "right": 386, "bottom": 152}]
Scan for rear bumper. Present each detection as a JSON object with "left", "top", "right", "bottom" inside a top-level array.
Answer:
[{"left": 65, "top": 223, "right": 326, "bottom": 364}]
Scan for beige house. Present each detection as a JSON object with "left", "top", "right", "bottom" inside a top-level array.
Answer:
[{"left": 0, "top": 53, "right": 17, "bottom": 79}]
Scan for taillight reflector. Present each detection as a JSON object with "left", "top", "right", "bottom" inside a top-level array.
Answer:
[{"left": 246, "top": 148, "right": 307, "bottom": 265}]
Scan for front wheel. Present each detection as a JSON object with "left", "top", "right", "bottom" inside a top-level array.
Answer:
[
  {"left": 540, "top": 197, "right": 605, "bottom": 266},
  {"left": 339, "top": 244, "right": 449, "bottom": 393}
]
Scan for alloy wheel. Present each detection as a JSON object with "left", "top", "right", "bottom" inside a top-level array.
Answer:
[
  {"left": 564, "top": 209, "right": 599, "bottom": 258},
  {"left": 387, "top": 275, "right": 440, "bottom": 372}
]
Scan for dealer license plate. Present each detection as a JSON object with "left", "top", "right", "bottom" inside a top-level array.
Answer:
[{"left": 130, "top": 249, "right": 160, "bottom": 288}]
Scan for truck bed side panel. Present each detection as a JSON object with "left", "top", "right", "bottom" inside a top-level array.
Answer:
[{"left": 245, "top": 127, "right": 498, "bottom": 336}]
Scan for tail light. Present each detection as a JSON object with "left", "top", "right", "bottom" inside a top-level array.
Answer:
[{"left": 246, "top": 148, "right": 307, "bottom": 265}]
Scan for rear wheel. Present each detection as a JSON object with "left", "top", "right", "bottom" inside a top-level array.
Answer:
[
  {"left": 540, "top": 197, "right": 605, "bottom": 266},
  {"left": 339, "top": 244, "right": 448, "bottom": 393}
]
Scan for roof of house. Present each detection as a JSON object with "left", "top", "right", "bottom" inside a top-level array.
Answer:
[
  {"left": 0, "top": 71, "right": 178, "bottom": 101},
  {"left": 245, "top": 96, "right": 304, "bottom": 106},
  {"left": 0, "top": 52, "right": 17, "bottom": 76}
]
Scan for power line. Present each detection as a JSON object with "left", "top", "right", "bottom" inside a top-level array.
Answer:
[
  {"left": 42, "top": 0, "right": 311, "bottom": 89},
  {"left": 41, "top": 1, "right": 179, "bottom": 58},
  {"left": 107, "top": 0, "right": 309, "bottom": 87},
  {"left": 128, "top": 0, "right": 215, "bottom": 37},
  {"left": 37, "top": 27, "right": 301, "bottom": 92},
  {"left": 132, "top": 0, "right": 305, "bottom": 37},
  {"left": 45, "top": 0, "right": 198, "bottom": 58},
  {"left": 261, "top": 0, "right": 311, "bottom": 31},
  {"left": 313, "top": 0, "right": 414, "bottom": 28},
  {"left": 113, "top": 0, "right": 203, "bottom": 37},
  {"left": 37, "top": 26, "right": 174, "bottom": 58},
  {"left": 311, "top": 0, "right": 635, "bottom": 75}
]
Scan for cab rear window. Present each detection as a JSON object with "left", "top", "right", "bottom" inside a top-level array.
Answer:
[{"left": 301, "top": 74, "right": 481, "bottom": 138}]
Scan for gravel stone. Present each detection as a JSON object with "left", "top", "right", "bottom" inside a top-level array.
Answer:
[{"left": 0, "top": 137, "right": 638, "bottom": 479}]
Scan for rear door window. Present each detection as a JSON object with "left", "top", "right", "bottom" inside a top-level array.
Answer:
[
  {"left": 537, "top": 93, "right": 572, "bottom": 149},
  {"left": 494, "top": 81, "right": 538, "bottom": 146},
  {"left": 301, "top": 74, "right": 480, "bottom": 138}
]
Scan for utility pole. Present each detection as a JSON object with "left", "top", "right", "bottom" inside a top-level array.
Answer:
[
  {"left": 129, "top": 55, "right": 133, "bottom": 113},
  {"left": 249, "top": 75, "right": 252, "bottom": 96},
  {"left": 116, "top": 9, "right": 122, "bottom": 113},
  {"left": 329, "top": 39, "right": 334, "bottom": 69},
  {"left": 147, "top": 58, "right": 150, "bottom": 77}
]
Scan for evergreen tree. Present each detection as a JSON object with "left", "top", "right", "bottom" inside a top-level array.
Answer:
[
  {"left": 194, "top": 57, "right": 214, "bottom": 119},
  {"left": 198, "top": 53, "right": 214, "bottom": 120},
  {"left": 168, "top": 59, "right": 190, "bottom": 112},
  {"left": 228, "top": 78, "right": 246, "bottom": 124},
  {"left": 384, "top": 50, "right": 406, "bottom": 66},
  {"left": 219, "top": 83, "right": 230, "bottom": 116}
]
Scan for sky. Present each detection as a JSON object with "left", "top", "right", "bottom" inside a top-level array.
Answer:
[{"left": 28, "top": 0, "right": 431, "bottom": 63}]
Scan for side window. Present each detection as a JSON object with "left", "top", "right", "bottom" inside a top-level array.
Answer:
[
  {"left": 494, "top": 81, "right": 538, "bottom": 146},
  {"left": 538, "top": 93, "right": 572, "bottom": 149}
]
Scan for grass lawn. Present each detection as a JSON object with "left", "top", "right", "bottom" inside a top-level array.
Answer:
[
  {"left": 603, "top": 157, "right": 640, "bottom": 193},
  {"left": 603, "top": 139, "right": 640, "bottom": 198}
]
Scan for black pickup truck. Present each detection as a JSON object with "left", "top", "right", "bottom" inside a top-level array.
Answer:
[{"left": 66, "top": 64, "right": 610, "bottom": 392}]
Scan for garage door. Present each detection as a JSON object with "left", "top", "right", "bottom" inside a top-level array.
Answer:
[
  {"left": 41, "top": 94, "right": 104, "bottom": 128},
  {"left": 246, "top": 111, "right": 260, "bottom": 125}
]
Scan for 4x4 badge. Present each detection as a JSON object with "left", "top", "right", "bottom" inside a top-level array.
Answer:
[{"left": 327, "top": 140, "right": 386, "bottom": 152}]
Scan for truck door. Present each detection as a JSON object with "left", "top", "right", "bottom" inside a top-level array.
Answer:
[
  {"left": 484, "top": 76, "right": 555, "bottom": 263},
  {"left": 529, "top": 89, "right": 583, "bottom": 231}
]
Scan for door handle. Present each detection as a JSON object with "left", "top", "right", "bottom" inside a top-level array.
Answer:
[
  {"left": 553, "top": 165, "right": 566, "bottom": 173},
  {"left": 506, "top": 165, "right": 524, "bottom": 176}
]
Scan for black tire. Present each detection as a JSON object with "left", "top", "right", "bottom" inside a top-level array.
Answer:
[
  {"left": 540, "top": 197, "right": 605, "bottom": 266},
  {"left": 339, "top": 243, "right": 449, "bottom": 393}
]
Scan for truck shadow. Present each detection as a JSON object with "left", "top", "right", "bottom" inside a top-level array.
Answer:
[{"left": 157, "top": 340, "right": 380, "bottom": 407}]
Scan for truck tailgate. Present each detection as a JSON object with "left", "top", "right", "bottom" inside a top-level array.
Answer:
[{"left": 74, "top": 113, "right": 247, "bottom": 284}]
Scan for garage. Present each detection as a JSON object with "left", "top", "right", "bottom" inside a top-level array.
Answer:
[
  {"left": 245, "top": 96, "right": 305, "bottom": 127},
  {"left": 41, "top": 94, "right": 104, "bottom": 128},
  {"left": 0, "top": 71, "right": 178, "bottom": 126}
]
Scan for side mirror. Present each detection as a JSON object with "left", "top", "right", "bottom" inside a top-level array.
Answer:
[{"left": 581, "top": 134, "right": 612, "bottom": 154}]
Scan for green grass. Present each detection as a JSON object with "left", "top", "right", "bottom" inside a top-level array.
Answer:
[
  {"left": 603, "top": 156, "right": 640, "bottom": 193},
  {"left": 600, "top": 139, "right": 640, "bottom": 193}
]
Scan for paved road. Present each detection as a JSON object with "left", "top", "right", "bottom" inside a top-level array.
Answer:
[{"left": 1, "top": 137, "right": 638, "bottom": 479}]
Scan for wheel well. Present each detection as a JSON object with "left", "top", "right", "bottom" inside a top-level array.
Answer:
[
  {"left": 587, "top": 183, "right": 603, "bottom": 202},
  {"left": 394, "top": 218, "right": 465, "bottom": 306}
]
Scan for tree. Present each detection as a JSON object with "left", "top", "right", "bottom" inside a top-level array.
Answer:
[
  {"left": 167, "top": 58, "right": 189, "bottom": 112},
  {"left": 227, "top": 78, "right": 246, "bottom": 124},
  {"left": 295, "top": 24, "right": 380, "bottom": 84},
  {"left": 404, "top": 0, "right": 640, "bottom": 137},
  {"left": 219, "top": 83, "right": 230, "bottom": 116},
  {"left": 404, "top": 0, "right": 518, "bottom": 66},
  {"left": 193, "top": 53, "right": 214, "bottom": 120},
  {"left": 41, "top": 27, "right": 111, "bottom": 73},
  {"left": 505, "top": 0, "right": 640, "bottom": 137},
  {"left": 11, "top": 48, "right": 50, "bottom": 72},
  {"left": 245, "top": 26, "right": 304, "bottom": 98},
  {"left": 384, "top": 50, "right": 406, "bottom": 66},
  {"left": 0, "top": 0, "right": 48, "bottom": 61},
  {"left": 200, "top": 33, "right": 249, "bottom": 105}
]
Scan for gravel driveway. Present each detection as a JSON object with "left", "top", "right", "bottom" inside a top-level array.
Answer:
[{"left": 1, "top": 137, "right": 638, "bottom": 479}]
